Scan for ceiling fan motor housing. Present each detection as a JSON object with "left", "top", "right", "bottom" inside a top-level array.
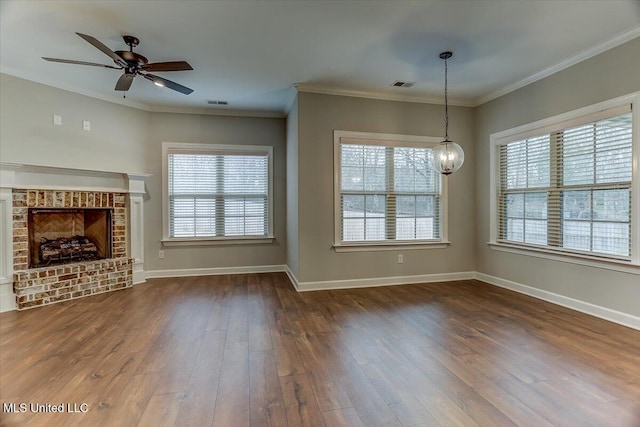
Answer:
[
  {"left": 116, "top": 35, "right": 146, "bottom": 69},
  {"left": 115, "top": 50, "right": 148, "bottom": 68}
]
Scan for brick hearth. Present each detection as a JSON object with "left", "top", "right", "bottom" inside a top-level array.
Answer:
[{"left": 13, "top": 259, "right": 132, "bottom": 309}]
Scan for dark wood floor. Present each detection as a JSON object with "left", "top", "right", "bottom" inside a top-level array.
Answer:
[{"left": 1, "top": 273, "right": 639, "bottom": 427}]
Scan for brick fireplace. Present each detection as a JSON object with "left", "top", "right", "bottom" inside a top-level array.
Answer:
[
  {"left": 0, "top": 163, "right": 149, "bottom": 312},
  {"left": 12, "top": 189, "right": 132, "bottom": 309}
]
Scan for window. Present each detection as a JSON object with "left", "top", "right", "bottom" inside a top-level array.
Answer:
[
  {"left": 490, "top": 94, "right": 639, "bottom": 268},
  {"left": 162, "top": 143, "right": 273, "bottom": 244},
  {"left": 334, "top": 131, "right": 448, "bottom": 250}
]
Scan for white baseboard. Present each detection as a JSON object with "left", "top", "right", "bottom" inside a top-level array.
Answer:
[
  {"left": 474, "top": 272, "right": 640, "bottom": 331},
  {"left": 132, "top": 269, "right": 146, "bottom": 285},
  {"left": 132, "top": 262, "right": 146, "bottom": 285},
  {"left": 293, "top": 271, "right": 476, "bottom": 292},
  {"left": 145, "top": 264, "right": 287, "bottom": 279},
  {"left": 285, "top": 266, "right": 300, "bottom": 291},
  {"left": 0, "top": 282, "right": 16, "bottom": 313}
]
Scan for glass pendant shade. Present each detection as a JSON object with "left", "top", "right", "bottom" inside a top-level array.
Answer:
[{"left": 431, "top": 140, "right": 464, "bottom": 175}]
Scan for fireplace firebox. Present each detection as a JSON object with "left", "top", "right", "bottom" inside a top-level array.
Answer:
[{"left": 28, "top": 208, "right": 112, "bottom": 268}]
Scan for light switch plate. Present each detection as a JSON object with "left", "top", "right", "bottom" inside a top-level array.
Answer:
[
  {"left": 53, "top": 114, "right": 62, "bottom": 126},
  {"left": 82, "top": 120, "right": 91, "bottom": 131}
]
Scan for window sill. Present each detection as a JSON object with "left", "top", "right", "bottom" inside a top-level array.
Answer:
[
  {"left": 162, "top": 236, "right": 275, "bottom": 247},
  {"left": 488, "top": 241, "right": 640, "bottom": 274},
  {"left": 334, "top": 241, "right": 450, "bottom": 252}
]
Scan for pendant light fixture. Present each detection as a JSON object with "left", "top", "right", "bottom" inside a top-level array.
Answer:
[{"left": 430, "top": 51, "right": 464, "bottom": 175}]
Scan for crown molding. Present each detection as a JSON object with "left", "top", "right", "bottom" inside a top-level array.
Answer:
[
  {"left": 476, "top": 28, "right": 640, "bottom": 106},
  {"left": 0, "top": 68, "right": 285, "bottom": 119},
  {"left": 146, "top": 105, "right": 285, "bottom": 118},
  {"left": 294, "top": 83, "right": 476, "bottom": 107}
]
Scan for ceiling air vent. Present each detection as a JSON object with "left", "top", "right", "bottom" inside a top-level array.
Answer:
[
  {"left": 207, "top": 100, "right": 228, "bottom": 105},
  {"left": 391, "top": 81, "right": 414, "bottom": 88}
]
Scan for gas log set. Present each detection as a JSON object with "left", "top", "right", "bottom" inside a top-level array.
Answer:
[{"left": 39, "top": 236, "right": 98, "bottom": 265}]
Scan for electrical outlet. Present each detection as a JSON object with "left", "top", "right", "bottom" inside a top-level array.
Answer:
[
  {"left": 158, "top": 250, "right": 165, "bottom": 259},
  {"left": 398, "top": 254, "right": 404, "bottom": 264},
  {"left": 82, "top": 120, "right": 91, "bottom": 131},
  {"left": 53, "top": 114, "right": 62, "bottom": 126}
]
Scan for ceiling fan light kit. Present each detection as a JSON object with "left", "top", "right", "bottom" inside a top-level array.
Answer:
[
  {"left": 42, "top": 32, "right": 194, "bottom": 95},
  {"left": 430, "top": 51, "right": 465, "bottom": 176}
]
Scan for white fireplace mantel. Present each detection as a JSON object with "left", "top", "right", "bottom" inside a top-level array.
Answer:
[
  {"left": 0, "top": 162, "right": 151, "bottom": 312},
  {"left": 0, "top": 162, "right": 151, "bottom": 193}
]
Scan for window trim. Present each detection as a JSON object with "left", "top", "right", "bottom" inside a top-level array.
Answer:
[
  {"left": 489, "top": 92, "right": 640, "bottom": 271},
  {"left": 161, "top": 142, "right": 274, "bottom": 245},
  {"left": 333, "top": 130, "right": 449, "bottom": 251}
]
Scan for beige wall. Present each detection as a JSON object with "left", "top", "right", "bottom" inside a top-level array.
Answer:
[
  {"left": 145, "top": 112, "right": 286, "bottom": 271},
  {"left": 286, "top": 96, "right": 300, "bottom": 277},
  {"left": 294, "top": 92, "right": 476, "bottom": 283},
  {"left": 0, "top": 74, "right": 150, "bottom": 172},
  {"left": 475, "top": 38, "right": 640, "bottom": 316},
  {"left": 0, "top": 74, "right": 287, "bottom": 273}
]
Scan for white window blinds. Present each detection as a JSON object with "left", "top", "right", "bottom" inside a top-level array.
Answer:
[
  {"left": 498, "top": 108, "right": 632, "bottom": 258},
  {"left": 167, "top": 147, "right": 270, "bottom": 239},
  {"left": 339, "top": 142, "right": 441, "bottom": 243}
]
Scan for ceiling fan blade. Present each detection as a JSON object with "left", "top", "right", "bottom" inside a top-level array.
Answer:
[
  {"left": 143, "top": 73, "right": 193, "bottom": 95},
  {"left": 42, "top": 57, "right": 122, "bottom": 69},
  {"left": 115, "top": 73, "right": 135, "bottom": 91},
  {"left": 76, "top": 32, "right": 127, "bottom": 67},
  {"left": 141, "top": 61, "right": 193, "bottom": 72}
]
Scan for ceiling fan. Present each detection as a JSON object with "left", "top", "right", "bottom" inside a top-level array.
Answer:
[{"left": 43, "top": 32, "right": 194, "bottom": 95}]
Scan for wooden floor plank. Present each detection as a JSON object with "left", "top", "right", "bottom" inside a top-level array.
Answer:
[
  {"left": 287, "top": 325, "right": 353, "bottom": 412},
  {"left": 321, "top": 406, "right": 365, "bottom": 427},
  {"left": 249, "top": 350, "right": 287, "bottom": 427},
  {"left": 63, "top": 352, "right": 146, "bottom": 427},
  {"left": 248, "top": 279, "right": 273, "bottom": 353},
  {"left": 211, "top": 341, "right": 250, "bottom": 427},
  {"left": 1, "top": 273, "right": 638, "bottom": 426},
  {"left": 101, "top": 373, "right": 162, "bottom": 427},
  {"left": 172, "top": 329, "right": 225, "bottom": 427},
  {"left": 279, "top": 373, "right": 325, "bottom": 427},
  {"left": 266, "top": 309, "right": 306, "bottom": 377},
  {"left": 136, "top": 391, "right": 185, "bottom": 427},
  {"left": 336, "top": 360, "right": 402, "bottom": 427},
  {"left": 361, "top": 362, "right": 441, "bottom": 426}
]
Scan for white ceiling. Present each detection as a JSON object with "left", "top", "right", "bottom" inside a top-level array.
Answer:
[{"left": 1, "top": 0, "right": 639, "bottom": 115}]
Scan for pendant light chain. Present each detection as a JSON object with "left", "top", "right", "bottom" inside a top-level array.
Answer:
[{"left": 444, "top": 55, "right": 449, "bottom": 141}]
